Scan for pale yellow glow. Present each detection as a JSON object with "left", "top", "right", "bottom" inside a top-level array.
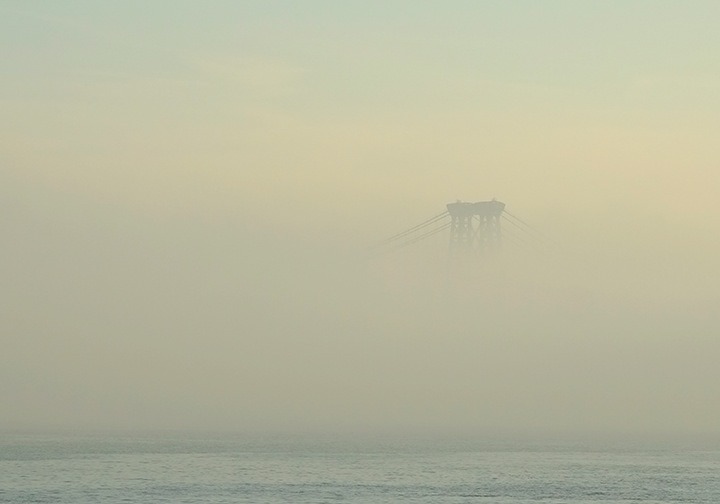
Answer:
[{"left": 3, "top": 1, "right": 720, "bottom": 440}]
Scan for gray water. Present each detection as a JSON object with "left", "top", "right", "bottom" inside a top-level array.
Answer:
[{"left": 2, "top": 434, "right": 719, "bottom": 503}]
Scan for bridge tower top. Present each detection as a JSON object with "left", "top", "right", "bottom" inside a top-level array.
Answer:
[
  {"left": 447, "top": 200, "right": 504, "bottom": 258},
  {"left": 446, "top": 200, "right": 505, "bottom": 218}
]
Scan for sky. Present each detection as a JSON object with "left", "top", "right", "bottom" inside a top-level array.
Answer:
[{"left": 3, "top": 1, "right": 720, "bottom": 440}]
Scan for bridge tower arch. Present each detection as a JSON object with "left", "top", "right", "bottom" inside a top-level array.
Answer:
[{"left": 447, "top": 200, "right": 505, "bottom": 259}]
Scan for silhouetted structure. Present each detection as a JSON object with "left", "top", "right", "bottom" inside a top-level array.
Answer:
[
  {"left": 446, "top": 200, "right": 505, "bottom": 258},
  {"left": 377, "top": 199, "right": 534, "bottom": 263}
]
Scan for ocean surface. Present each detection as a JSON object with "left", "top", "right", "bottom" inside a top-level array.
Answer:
[{"left": 2, "top": 433, "right": 719, "bottom": 503}]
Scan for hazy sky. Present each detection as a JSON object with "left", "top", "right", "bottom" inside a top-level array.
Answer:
[{"left": 3, "top": 1, "right": 720, "bottom": 440}]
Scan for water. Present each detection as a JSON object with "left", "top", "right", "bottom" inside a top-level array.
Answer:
[{"left": 2, "top": 433, "right": 719, "bottom": 503}]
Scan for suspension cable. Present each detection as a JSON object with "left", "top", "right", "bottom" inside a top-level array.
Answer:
[
  {"left": 395, "top": 222, "right": 451, "bottom": 249},
  {"left": 376, "top": 211, "right": 449, "bottom": 246},
  {"left": 502, "top": 210, "right": 544, "bottom": 238},
  {"left": 502, "top": 214, "right": 538, "bottom": 236}
]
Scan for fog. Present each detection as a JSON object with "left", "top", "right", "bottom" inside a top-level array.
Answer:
[{"left": 3, "top": 1, "right": 720, "bottom": 442}]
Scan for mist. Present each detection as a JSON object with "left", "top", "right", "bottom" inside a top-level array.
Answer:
[
  {"left": 3, "top": 1, "right": 720, "bottom": 442},
  {"left": 4, "top": 171, "right": 719, "bottom": 442}
]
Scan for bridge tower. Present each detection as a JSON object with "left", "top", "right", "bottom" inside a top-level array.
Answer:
[{"left": 447, "top": 200, "right": 505, "bottom": 259}]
